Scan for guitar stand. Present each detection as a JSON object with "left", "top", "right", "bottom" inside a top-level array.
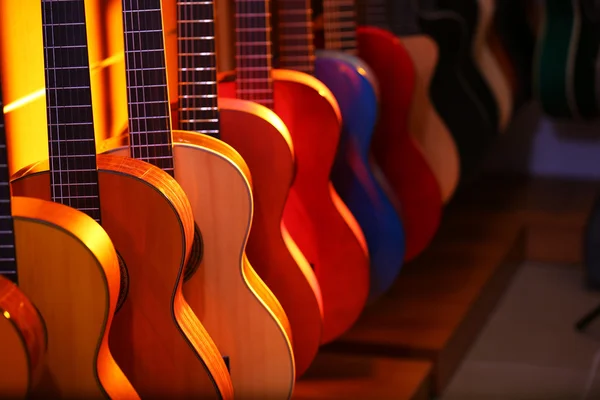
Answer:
[{"left": 576, "top": 302, "right": 600, "bottom": 333}]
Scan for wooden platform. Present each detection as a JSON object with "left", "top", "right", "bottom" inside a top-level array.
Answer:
[
  {"left": 290, "top": 176, "right": 598, "bottom": 398},
  {"left": 294, "top": 353, "right": 432, "bottom": 400},
  {"left": 318, "top": 175, "right": 599, "bottom": 396}
]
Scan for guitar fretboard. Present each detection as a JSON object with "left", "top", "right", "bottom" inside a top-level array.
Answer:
[
  {"left": 42, "top": 0, "right": 101, "bottom": 224},
  {"left": 121, "top": 0, "right": 175, "bottom": 176},
  {"left": 362, "top": 0, "right": 391, "bottom": 28},
  {"left": 177, "top": 0, "right": 221, "bottom": 137},
  {"left": 389, "top": 0, "right": 420, "bottom": 35},
  {"left": 323, "top": 0, "right": 358, "bottom": 54},
  {"left": 0, "top": 80, "right": 17, "bottom": 284},
  {"left": 235, "top": 0, "right": 275, "bottom": 108},
  {"left": 277, "top": 0, "right": 315, "bottom": 75}
]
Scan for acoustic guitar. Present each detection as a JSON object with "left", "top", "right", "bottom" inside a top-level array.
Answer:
[
  {"left": 10, "top": 1, "right": 233, "bottom": 398},
  {"left": 277, "top": 0, "right": 405, "bottom": 303},
  {"left": 472, "top": 0, "right": 513, "bottom": 131},
  {"left": 408, "top": 4, "right": 497, "bottom": 183},
  {"left": 436, "top": 0, "right": 501, "bottom": 130},
  {"left": 350, "top": 0, "right": 443, "bottom": 261},
  {"left": 161, "top": 0, "right": 322, "bottom": 381},
  {"left": 534, "top": 0, "right": 598, "bottom": 119},
  {"left": 387, "top": 0, "right": 460, "bottom": 203},
  {"left": 4, "top": 13, "right": 139, "bottom": 396},
  {"left": 219, "top": 0, "right": 370, "bottom": 345},
  {"left": 102, "top": 0, "right": 296, "bottom": 395},
  {"left": 0, "top": 79, "right": 45, "bottom": 399}
]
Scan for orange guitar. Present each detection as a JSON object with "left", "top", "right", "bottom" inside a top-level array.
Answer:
[
  {"left": 1, "top": 58, "right": 135, "bottom": 398},
  {"left": 219, "top": 0, "right": 370, "bottom": 345},
  {"left": 10, "top": 0, "right": 233, "bottom": 397},
  {"left": 101, "top": 0, "right": 295, "bottom": 396}
]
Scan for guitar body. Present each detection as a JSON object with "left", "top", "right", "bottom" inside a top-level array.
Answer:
[
  {"left": 356, "top": 26, "right": 443, "bottom": 262},
  {"left": 418, "top": 10, "right": 497, "bottom": 183},
  {"left": 473, "top": 0, "right": 513, "bottom": 131},
  {"left": 314, "top": 49, "right": 405, "bottom": 303},
  {"left": 534, "top": 0, "right": 577, "bottom": 118},
  {"left": 171, "top": 92, "right": 323, "bottom": 378},
  {"left": 220, "top": 69, "right": 371, "bottom": 345},
  {"left": 4, "top": 196, "right": 138, "bottom": 399},
  {"left": 103, "top": 127, "right": 296, "bottom": 397},
  {"left": 399, "top": 35, "right": 461, "bottom": 203},
  {"left": 11, "top": 155, "right": 233, "bottom": 399},
  {"left": 437, "top": 0, "right": 500, "bottom": 129},
  {"left": 0, "top": 275, "right": 45, "bottom": 398}
]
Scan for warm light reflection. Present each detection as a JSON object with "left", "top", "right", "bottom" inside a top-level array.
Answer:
[{"left": 3, "top": 310, "right": 10, "bottom": 319}]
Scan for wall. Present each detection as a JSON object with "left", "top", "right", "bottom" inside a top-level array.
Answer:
[{"left": 484, "top": 101, "right": 600, "bottom": 180}]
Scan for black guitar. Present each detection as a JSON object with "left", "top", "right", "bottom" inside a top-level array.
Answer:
[{"left": 399, "top": 1, "right": 498, "bottom": 183}]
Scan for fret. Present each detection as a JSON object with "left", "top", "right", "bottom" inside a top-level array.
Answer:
[
  {"left": 234, "top": 0, "right": 275, "bottom": 107},
  {"left": 389, "top": 0, "right": 420, "bottom": 36},
  {"left": 0, "top": 78, "right": 16, "bottom": 283},
  {"left": 323, "top": 0, "right": 358, "bottom": 53},
  {"left": 177, "top": 0, "right": 222, "bottom": 135},
  {"left": 122, "top": 0, "right": 175, "bottom": 174},
  {"left": 42, "top": 0, "right": 102, "bottom": 223},
  {"left": 362, "top": 0, "right": 390, "bottom": 28},
  {"left": 276, "top": 0, "right": 315, "bottom": 74}
]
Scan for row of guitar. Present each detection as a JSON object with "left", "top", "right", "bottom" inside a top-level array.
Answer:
[{"left": 0, "top": 0, "right": 526, "bottom": 398}]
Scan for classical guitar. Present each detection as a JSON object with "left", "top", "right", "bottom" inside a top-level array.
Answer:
[
  {"left": 219, "top": 0, "right": 370, "bottom": 344},
  {"left": 436, "top": 0, "right": 501, "bottom": 130},
  {"left": 277, "top": 0, "right": 404, "bottom": 303},
  {"left": 534, "top": 0, "right": 599, "bottom": 119},
  {"left": 162, "top": 0, "right": 321, "bottom": 382},
  {"left": 4, "top": 10, "right": 141, "bottom": 396},
  {"left": 410, "top": 4, "right": 497, "bottom": 183},
  {"left": 472, "top": 0, "right": 513, "bottom": 131},
  {"left": 102, "top": 0, "right": 296, "bottom": 395},
  {"left": 343, "top": 0, "right": 442, "bottom": 261},
  {"left": 10, "top": 1, "right": 233, "bottom": 398},
  {"left": 0, "top": 79, "right": 45, "bottom": 399},
  {"left": 387, "top": 0, "right": 460, "bottom": 203}
]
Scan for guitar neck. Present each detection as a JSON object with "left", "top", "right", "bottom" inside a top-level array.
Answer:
[
  {"left": 362, "top": 0, "right": 390, "bottom": 28},
  {"left": 177, "top": 0, "right": 221, "bottom": 138},
  {"left": 121, "top": 0, "right": 175, "bottom": 176},
  {"left": 42, "top": 0, "right": 102, "bottom": 224},
  {"left": 390, "top": 0, "right": 424, "bottom": 35},
  {"left": 323, "top": 0, "right": 358, "bottom": 54},
  {"left": 0, "top": 81, "right": 17, "bottom": 284},
  {"left": 234, "top": 0, "right": 275, "bottom": 108},
  {"left": 277, "top": 0, "right": 315, "bottom": 75}
]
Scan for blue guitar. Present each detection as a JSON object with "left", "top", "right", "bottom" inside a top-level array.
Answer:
[{"left": 276, "top": 0, "right": 405, "bottom": 303}]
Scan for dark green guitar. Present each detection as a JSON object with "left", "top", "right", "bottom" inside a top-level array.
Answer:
[{"left": 535, "top": 0, "right": 599, "bottom": 119}]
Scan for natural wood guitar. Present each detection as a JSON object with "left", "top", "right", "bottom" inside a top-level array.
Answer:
[
  {"left": 1, "top": 64, "right": 136, "bottom": 398},
  {"left": 387, "top": 0, "right": 460, "bottom": 203},
  {"left": 220, "top": 0, "right": 370, "bottom": 345},
  {"left": 0, "top": 78, "right": 45, "bottom": 400},
  {"left": 355, "top": 0, "right": 443, "bottom": 261},
  {"left": 10, "top": 1, "right": 233, "bottom": 397},
  {"left": 102, "top": 0, "right": 295, "bottom": 396},
  {"left": 280, "top": 0, "right": 406, "bottom": 303},
  {"left": 472, "top": 0, "right": 513, "bottom": 132}
]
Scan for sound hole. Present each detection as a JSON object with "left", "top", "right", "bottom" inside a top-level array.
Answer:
[
  {"left": 115, "top": 251, "right": 129, "bottom": 312},
  {"left": 184, "top": 224, "right": 204, "bottom": 282}
]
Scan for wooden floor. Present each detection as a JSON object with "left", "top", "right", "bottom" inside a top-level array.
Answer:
[{"left": 294, "top": 175, "right": 599, "bottom": 399}]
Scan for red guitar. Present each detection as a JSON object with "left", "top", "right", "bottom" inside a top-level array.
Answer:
[
  {"left": 355, "top": 0, "right": 443, "bottom": 261},
  {"left": 219, "top": 0, "right": 370, "bottom": 345}
]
